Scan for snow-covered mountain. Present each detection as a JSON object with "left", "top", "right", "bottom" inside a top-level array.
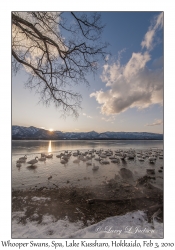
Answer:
[{"left": 12, "top": 125, "right": 163, "bottom": 140}]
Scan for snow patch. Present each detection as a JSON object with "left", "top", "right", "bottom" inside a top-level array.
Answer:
[
  {"left": 31, "top": 196, "right": 51, "bottom": 202},
  {"left": 12, "top": 214, "right": 84, "bottom": 238}
]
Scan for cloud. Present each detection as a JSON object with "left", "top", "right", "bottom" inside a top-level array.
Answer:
[
  {"left": 82, "top": 113, "right": 92, "bottom": 119},
  {"left": 90, "top": 13, "right": 163, "bottom": 116},
  {"left": 101, "top": 116, "right": 116, "bottom": 122},
  {"left": 141, "top": 12, "right": 163, "bottom": 50},
  {"left": 146, "top": 119, "right": 163, "bottom": 126},
  {"left": 74, "top": 128, "right": 80, "bottom": 131}
]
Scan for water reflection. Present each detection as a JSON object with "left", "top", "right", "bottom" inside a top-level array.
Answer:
[
  {"left": 27, "top": 165, "right": 37, "bottom": 173},
  {"left": 48, "top": 141, "right": 52, "bottom": 153},
  {"left": 16, "top": 165, "right": 21, "bottom": 172},
  {"left": 12, "top": 140, "right": 163, "bottom": 190}
]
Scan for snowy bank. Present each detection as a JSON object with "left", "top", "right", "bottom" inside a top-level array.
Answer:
[{"left": 12, "top": 210, "right": 163, "bottom": 238}]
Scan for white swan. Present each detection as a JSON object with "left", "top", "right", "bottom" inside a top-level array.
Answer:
[
  {"left": 86, "top": 155, "right": 92, "bottom": 160},
  {"left": 17, "top": 159, "right": 26, "bottom": 163},
  {"left": 73, "top": 157, "right": 80, "bottom": 164},
  {"left": 41, "top": 153, "right": 46, "bottom": 157},
  {"left": 100, "top": 159, "right": 110, "bottom": 164},
  {"left": 100, "top": 154, "right": 107, "bottom": 158},
  {"left": 138, "top": 157, "right": 144, "bottom": 161},
  {"left": 38, "top": 156, "right": 46, "bottom": 161},
  {"left": 16, "top": 162, "right": 21, "bottom": 167},
  {"left": 27, "top": 157, "right": 38, "bottom": 166},
  {"left": 19, "top": 155, "right": 27, "bottom": 160},
  {"left": 148, "top": 156, "right": 156, "bottom": 163},
  {"left": 60, "top": 158, "right": 67, "bottom": 164},
  {"left": 127, "top": 153, "right": 135, "bottom": 159},
  {"left": 62, "top": 155, "right": 70, "bottom": 161},
  {"left": 92, "top": 163, "right": 99, "bottom": 170},
  {"left": 86, "top": 161, "right": 92, "bottom": 166},
  {"left": 109, "top": 155, "right": 117, "bottom": 159},
  {"left": 79, "top": 155, "right": 86, "bottom": 161},
  {"left": 46, "top": 154, "right": 53, "bottom": 158},
  {"left": 94, "top": 156, "right": 101, "bottom": 161},
  {"left": 111, "top": 157, "right": 120, "bottom": 163},
  {"left": 73, "top": 152, "right": 78, "bottom": 156}
]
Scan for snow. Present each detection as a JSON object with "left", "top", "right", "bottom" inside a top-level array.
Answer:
[
  {"left": 68, "top": 211, "right": 163, "bottom": 239},
  {"left": 12, "top": 213, "right": 84, "bottom": 238},
  {"left": 12, "top": 210, "right": 163, "bottom": 239},
  {"left": 31, "top": 196, "right": 51, "bottom": 201}
]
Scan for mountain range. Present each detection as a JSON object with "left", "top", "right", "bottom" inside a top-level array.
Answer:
[{"left": 12, "top": 125, "right": 163, "bottom": 140}]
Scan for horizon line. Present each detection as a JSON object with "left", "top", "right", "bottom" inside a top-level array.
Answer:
[{"left": 12, "top": 125, "right": 163, "bottom": 135}]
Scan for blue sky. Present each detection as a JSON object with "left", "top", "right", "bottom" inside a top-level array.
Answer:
[{"left": 12, "top": 12, "right": 163, "bottom": 133}]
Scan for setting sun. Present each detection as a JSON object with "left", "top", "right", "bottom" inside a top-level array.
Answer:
[{"left": 49, "top": 128, "right": 53, "bottom": 132}]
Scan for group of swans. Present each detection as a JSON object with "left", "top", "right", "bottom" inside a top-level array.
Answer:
[
  {"left": 16, "top": 155, "right": 39, "bottom": 168},
  {"left": 16, "top": 147, "right": 163, "bottom": 170},
  {"left": 16, "top": 152, "right": 54, "bottom": 167},
  {"left": 16, "top": 155, "right": 27, "bottom": 167}
]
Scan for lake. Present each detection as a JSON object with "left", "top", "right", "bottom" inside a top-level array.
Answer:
[{"left": 12, "top": 140, "right": 163, "bottom": 190}]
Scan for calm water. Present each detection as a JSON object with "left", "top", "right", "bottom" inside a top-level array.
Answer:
[{"left": 12, "top": 140, "right": 163, "bottom": 190}]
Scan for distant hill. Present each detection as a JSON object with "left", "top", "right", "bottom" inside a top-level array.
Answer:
[{"left": 12, "top": 125, "right": 163, "bottom": 140}]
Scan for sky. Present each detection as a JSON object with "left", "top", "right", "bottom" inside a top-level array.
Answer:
[{"left": 12, "top": 11, "right": 163, "bottom": 133}]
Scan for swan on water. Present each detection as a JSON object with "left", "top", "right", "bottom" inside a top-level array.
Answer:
[
  {"left": 100, "top": 154, "right": 107, "bottom": 158},
  {"left": 46, "top": 154, "right": 53, "bottom": 158},
  {"left": 73, "top": 157, "right": 80, "bottom": 164},
  {"left": 16, "top": 162, "right": 21, "bottom": 167},
  {"left": 111, "top": 157, "right": 120, "bottom": 163},
  {"left": 86, "top": 161, "right": 92, "bottom": 166},
  {"left": 148, "top": 156, "right": 156, "bottom": 163},
  {"left": 127, "top": 153, "right": 135, "bottom": 159},
  {"left": 94, "top": 156, "right": 101, "bottom": 161},
  {"left": 17, "top": 159, "right": 26, "bottom": 163},
  {"left": 27, "top": 157, "right": 38, "bottom": 166},
  {"left": 92, "top": 163, "right": 99, "bottom": 170},
  {"left": 41, "top": 153, "right": 46, "bottom": 157},
  {"left": 100, "top": 159, "right": 110, "bottom": 164},
  {"left": 19, "top": 155, "right": 27, "bottom": 160},
  {"left": 109, "top": 155, "right": 117, "bottom": 159},
  {"left": 60, "top": 156, "right": 68, "bottom": 164},
  {"left": 38, "top": 156, "right": 46, "bottom": 161},
  {"left": 138, "top": 157, "right": 144, "bottom": 161}
]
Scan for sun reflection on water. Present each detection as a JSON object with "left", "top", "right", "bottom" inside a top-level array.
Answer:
[{"left": 48, "top": 141, "right": 52, "bottom": 153}]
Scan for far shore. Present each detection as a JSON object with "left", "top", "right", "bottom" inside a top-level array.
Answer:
[{"left": 12, "top": 138, "right": 163, "bottom": 140}]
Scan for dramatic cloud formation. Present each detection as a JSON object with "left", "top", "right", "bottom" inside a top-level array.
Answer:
[
  {"left": 146, "top": 119, "right": 163, "bottom": 126},
  {"left": 90, "top": 13, "right": 163, "bottom": 116}
]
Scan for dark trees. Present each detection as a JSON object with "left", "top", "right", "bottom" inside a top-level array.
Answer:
[{"left": 12, "top": 12, "right": 107, "bottom": 117}]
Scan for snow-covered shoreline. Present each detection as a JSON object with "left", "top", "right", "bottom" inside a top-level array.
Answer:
[{"left": 12, "top": 210, "right": 163, "bottom": 239}]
